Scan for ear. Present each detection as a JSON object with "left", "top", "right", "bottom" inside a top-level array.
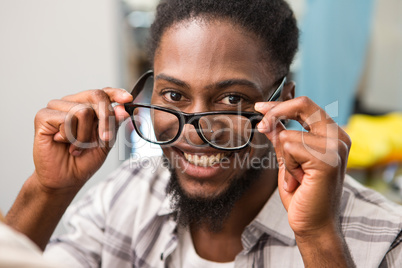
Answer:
[{"left": 280, "top": 81, "right": 295, "bottom": 101}]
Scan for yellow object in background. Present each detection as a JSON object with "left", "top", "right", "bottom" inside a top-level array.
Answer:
[{"left": 345, "top": 113, "right": 402, "bottom": 168}]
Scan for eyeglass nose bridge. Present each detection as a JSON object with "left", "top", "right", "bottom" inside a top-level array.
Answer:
[
  {"left": 178, "top": 112, "right": 252, "bottom": 150},
  {"left": 179, "top": 113, "right": 209, "bottom": 144}
]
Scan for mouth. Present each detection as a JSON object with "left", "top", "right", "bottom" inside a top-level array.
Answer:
[
  {"left": 167, "top": 146, "right": 246, "bottom": 183},
  {"left": 183, "top": 152, "right": 232, "bottom": 167}
]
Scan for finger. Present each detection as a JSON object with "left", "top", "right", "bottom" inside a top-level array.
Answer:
[
  {"left": 276, "top": 133, "right": 306, "bottom": 185},
  {"left": 54, "top": 120, "right": 77, "bottom": 144},
  {"left": 63, "top": 90, "right": 116, "bottom": 141},
  {"left": 279, "top": 130, "right": 349, "bottom": 169},
  {"left": 53, "top": 129, "right": 66, "bottom": 142},
  {"left": 102, "top": 87, "right": 133, "bottom": 103},
  {"left": 36, "top": 108, "right": 84, "bottom": 156},
  {"left": 113, "top": 104, "right": 131, "bottom": 125},
  {"left": 280, "top": 138, "right": 345, "bottom": 205},
  {"left": 47, "top": 100, "right": 95, "bottom": 148},
  {"left": 69, "top": 122, "right": 99, "bottom": 156},
  {"left": 276, "top": 161, "right": 299, "bottom": 211},
  {"left": 255, "top": 97, "right": 343, "bottom": 141},
  {"left": 281, "top": 141, "right": 305, "bottom": 183},
  {"left": 35, "top": 108, "right": 66, "bottom": 136},
  {"left": 67, "top": 107, "right": 96, "bottom": 154},
  {"left": 35, "top": 108, "right": 77, "bottom": 145},
  {"left": 276, "top": 130, "right": 347, "bottom": 192},
  {"left": 284, "top": 171, "right": 300, "bottom": 193},
  {"left": 277, "top": 157, "right": 300, "bottom": 193},
  {"left": 257, "top": 116, "right": 286, "bottom": 160},
  {"left": 279, "top": 140, "right": 313, "bottom": 200},
  {"left": 274, "top": 131, "right": 327, "bottom": 191},
  {"left": 61, "top": 88, "right": 130, "bottom": 140},
  {"left": 62, "top": 88, "right": 133, "bottom": 104}
]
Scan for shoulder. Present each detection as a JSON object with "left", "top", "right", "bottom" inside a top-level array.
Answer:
[
  {"left": 341, "top": 175, "right": 402, "bottom": 266},
  {"left": 0, "top": 222, "right": 62, "bottom": 268},
  {"left": 46, "top": 157, "right": 173, "bottom": 266},
  {"left": 341, "top": 174, "right": 402, "bottom": 221},
  {"left": 64, "top": 156, "right": 171, "bottom": 223},
  {"left": 101, "top": 155, "right": 170, "bottom": 210},
  {"left": 104, "top": 156, "right": 170, "bottom": 200}
]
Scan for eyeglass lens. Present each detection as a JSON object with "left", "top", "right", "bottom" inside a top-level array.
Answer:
[
  {"left": 198, "top": 114, "right": 252, "bottom": 148},
  {"left": 131, "top": 107, "right": 254, "bottom": 149},
  {"left": 133, "top": 107, "right": 180, "bottom": 143}
]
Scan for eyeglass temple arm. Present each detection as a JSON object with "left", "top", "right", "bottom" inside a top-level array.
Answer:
[
  {"left": 267, "top": 77, "right": 287, "bottom": 102},
  {"left": 130, "top": 70, "right": 154, "bottom": 100}
]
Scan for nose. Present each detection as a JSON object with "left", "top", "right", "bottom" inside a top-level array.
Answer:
[
  {"left": 177, "top": 102, "right": 212, "bottom": 147},
  {"left": 180, "top": 122, "right": 208, "bottom": 147}
]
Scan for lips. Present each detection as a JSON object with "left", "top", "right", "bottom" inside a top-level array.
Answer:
[
  {"left": 167, "top": 146, "right": 240, "bottom": 180},
  {"left": 183, "top": 152, "right": 231, "bottom": 167}
]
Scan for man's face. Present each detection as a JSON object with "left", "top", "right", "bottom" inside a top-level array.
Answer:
[{"left": 152, "top": 19, "right": 277, "bottom": 200}]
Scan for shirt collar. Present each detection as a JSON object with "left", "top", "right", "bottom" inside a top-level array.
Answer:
[
  {"left": 153, "top": 163, "right": 175, "bottom": 217},
  {"left": 157, "top": 193, "right": 175, "bottom": 216},
  {"left": 242, "top": 189, "right": 296, "bottom": 251},
  {"left": 156, "top": 168, "right": 295, "bottom": 247}
]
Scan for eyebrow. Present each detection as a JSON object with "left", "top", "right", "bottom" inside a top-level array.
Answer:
[
  {"left": 155, "top": 73, "right": 262, "bottom": 92},
  {"left": 213, "top": 79, "right": 262, "bottom": 92},
  {"left": 155, "top": 73, "right": 190, "bottom": 89}
]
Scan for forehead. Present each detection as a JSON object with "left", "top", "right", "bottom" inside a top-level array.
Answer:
[{"left": 153, "top": 18, "right": 275, "bottom": 92}]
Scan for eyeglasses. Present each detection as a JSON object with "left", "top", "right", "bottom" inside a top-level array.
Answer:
[{"left": 124, "top": 71, "right": 286, "bottom": 151}]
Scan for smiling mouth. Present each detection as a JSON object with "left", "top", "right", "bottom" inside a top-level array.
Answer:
[{"left": 183, "top": 152, "right": 232, "bottom": 167}]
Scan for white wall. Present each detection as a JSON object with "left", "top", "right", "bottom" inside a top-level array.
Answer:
[
  {"left": 0, "top": 0, "right": 124, "bottom": 227},
  {"left": 359, "top": 0, "right": 402, "bottom": 112}
]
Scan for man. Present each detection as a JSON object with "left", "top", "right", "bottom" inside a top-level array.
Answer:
[{"left": 5, "top": 0, "right": 402, "bottom": 267}]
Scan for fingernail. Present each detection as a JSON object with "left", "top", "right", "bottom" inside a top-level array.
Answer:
[
  {"left": 102, "top": 131, "right": 112, "bottom": 141},
  {"left": 283, "top": 180, "right": 288, "bottom": 191},
  {"left": 255, "top": 102, "right": 264, "bottom": 110},
  {"left": 71, "top": 150, "right": 82, "bottom": 157},
  {"left": 123, "top": 92, "right": 132, "bottom": 98},
  {"left": 257, "top": 121, "right": 267, "bottom": 132}
]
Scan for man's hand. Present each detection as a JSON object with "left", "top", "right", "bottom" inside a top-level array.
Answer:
[
  {"left": 33, "top": 88, "right": 133, "bottom": 192},
  {"left": 6, "top": 88, "right": 133, "bottom": 250},
  {"left": 255, "top": 96, "right": 355, "bottom": 267}
]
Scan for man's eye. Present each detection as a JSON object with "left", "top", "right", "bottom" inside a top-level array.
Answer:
[
  {"left": 221, "top": 95, "right": 243, "bottom": 105},
  {"left": 163, "top": 91, "right": 183, "bottom": 102}
]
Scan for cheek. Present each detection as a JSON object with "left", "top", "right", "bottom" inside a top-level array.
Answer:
[
  {"left": 249, "top": 132, "right": 272, "bottom": 157},
  {"left": 151, "top": 111, "right": 181, "bottom": 142},
  {"left": 150, "top": 90, "right": 162, "bottom": 105}
]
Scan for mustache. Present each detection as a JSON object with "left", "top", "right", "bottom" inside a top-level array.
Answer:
[{"left": 164, "top": 155, "right": 263, "bottom": 232}]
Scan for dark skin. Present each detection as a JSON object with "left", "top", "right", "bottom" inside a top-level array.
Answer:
[
  {"left": 190, "top": 174, "right": 278, "bottom": 261},
  {"left": 153, "top": 19, "right": 282, "bottom": 261},
  {"left": 7, "top": 18, "right": 354, "bottom": 267},
  {"left": 153, "top": 19, "right": 353, "bottom": 266}
]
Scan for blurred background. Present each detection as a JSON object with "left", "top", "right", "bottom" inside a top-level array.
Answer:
[{"left": 0, "top": 0, "right": 401, "bottom": 235}]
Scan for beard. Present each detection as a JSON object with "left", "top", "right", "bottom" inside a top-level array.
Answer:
[{"left": 164, "top": 155, "right": 265, "bottom": 233}]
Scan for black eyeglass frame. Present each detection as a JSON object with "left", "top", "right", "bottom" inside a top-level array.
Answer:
[{"left": 124, "top": 70, "right": 286, "bottom": 151}]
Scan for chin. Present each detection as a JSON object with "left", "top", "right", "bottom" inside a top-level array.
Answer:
[{"left": 176, "top": 171, "right": 234, "bottom": 199}]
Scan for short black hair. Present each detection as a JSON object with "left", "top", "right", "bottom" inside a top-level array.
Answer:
[{"left": 149, "top": 0, "right": 299, "bottom": 78}]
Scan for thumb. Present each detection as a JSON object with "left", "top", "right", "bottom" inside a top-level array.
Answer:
[{"left": 257, "top": 119, "right": 286, "bottom": 159}]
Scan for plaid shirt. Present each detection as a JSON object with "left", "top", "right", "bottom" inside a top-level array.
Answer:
[{"left": 45, "top": 157, "right": 402, "bottom": 268}]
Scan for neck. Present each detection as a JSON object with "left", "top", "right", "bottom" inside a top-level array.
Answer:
[{"left": 190, "top": 165, "right": 278, "bottom": 262}]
